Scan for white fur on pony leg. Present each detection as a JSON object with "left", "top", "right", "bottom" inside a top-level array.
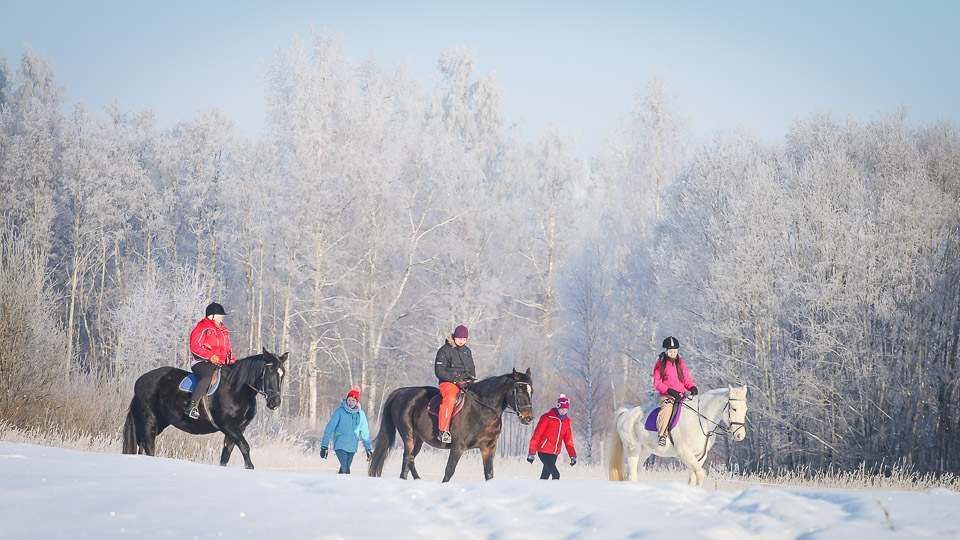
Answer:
[{"left": 626, "top": 454, "right": 639, "bottom": 482}]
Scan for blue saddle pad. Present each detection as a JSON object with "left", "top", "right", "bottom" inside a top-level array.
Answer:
[
  {"left": 178, "top": 373, "right": 220, "bottom": 396},
  {"left": 644, "top": 398, "right": 684, "bottom": 431}
]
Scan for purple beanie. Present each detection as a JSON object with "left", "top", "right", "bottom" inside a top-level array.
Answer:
[
  {"left": 453, "top": 325, "right": 469, "bottom": 339},
  {"left": 556, "top": 394, "right": 570, "bottom": 409}
]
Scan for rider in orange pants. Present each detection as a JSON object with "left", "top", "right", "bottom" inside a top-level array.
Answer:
[{"left": 434, "top": 325, "right": 476, "bottom": 443}]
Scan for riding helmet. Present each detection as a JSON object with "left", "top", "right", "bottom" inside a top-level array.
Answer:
[
  {"left": 205, "top": 302, "right": 227, "bottom": 317},
  {"left": 662, "top": 336, "right": 679, "bottom": 349}
]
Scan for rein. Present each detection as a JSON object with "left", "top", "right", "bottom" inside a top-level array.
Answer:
[
  {"left": 680, "top": 394, "right": 747, "bottom": 460},
  {"left": 464, "top": 381, "right": 530, "bottom": 420}
]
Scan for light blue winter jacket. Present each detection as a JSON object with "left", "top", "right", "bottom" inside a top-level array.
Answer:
[{"left": 321, "top": 400, "right": 372, "bottom": 453}]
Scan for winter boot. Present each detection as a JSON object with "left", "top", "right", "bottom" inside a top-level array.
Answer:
[
  {"left": 185, "top": 399, "right": 200, "bottom": 420},
  {"left": 438, "top": 430, "right": 452, "bottom": 444},
  {"left": 658, "top": 435, "right": 667, "bottom": 447}
]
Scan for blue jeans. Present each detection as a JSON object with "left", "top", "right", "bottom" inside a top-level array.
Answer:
[{"left": 335, "top": 449, "right": 355, "bottom": 474}]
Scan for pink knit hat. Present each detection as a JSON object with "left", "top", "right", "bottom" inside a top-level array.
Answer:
[{"left": 556, "top": 394, "right": 570, "bottom": 410}]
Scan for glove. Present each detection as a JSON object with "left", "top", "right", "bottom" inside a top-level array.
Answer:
[
  {"left": 570, "top": 457, "right": 577, "bottom": 467},
  {"left": 210, "top": 355, "right": 220, "bottom": 365},
  {"left": 320, "top": 447, "right": 328, "bottom": 459},
  {"left": 690, "top": 386, "right": 699, "bottom": 396},
  {"left": 365, "top": 449, "right": 372, "bottom": 461},
  {"left": 667, "top": 388, "right": 682, "bottom": 400},
  {"left": 526, "top": 454, "right": 535, "bottom": 463},
  {"left": 456, "top": 380, "right": 469, "bottom": 390}
]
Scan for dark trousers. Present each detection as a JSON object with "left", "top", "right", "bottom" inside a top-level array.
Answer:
[
  {"left": 335, "top": 449, "right": 355, "bottom": 474},
  {"left": 538, "top": 452, "right": 560, "bottom": 480},
  {"left": 189, "top": 361, "right": 217, "bottom": 403}
]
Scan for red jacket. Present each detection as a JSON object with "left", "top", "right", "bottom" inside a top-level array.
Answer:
[
  {"left": 528, "top": 409, "right": 577, "bottom": 457},
  {"left": 653, "top": 354, "right": 696, "bottom": 396},
  {"left": 189, "top": 318, "right": 235, "bottom": 365}
]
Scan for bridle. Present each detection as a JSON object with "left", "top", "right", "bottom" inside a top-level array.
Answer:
[
  {"left": 465, "top": 380, "right": 532, "bottom": 420},
  {"left": 507, "top": 381, "right": 533, "bottom": 420},
  {"left": 248, "top": 362, "right": 283, "bottom": 403},
  {"left": 680, "top": 392, "right": 747, "bottom": 458}
]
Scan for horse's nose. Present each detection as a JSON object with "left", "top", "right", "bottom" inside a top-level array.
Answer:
[{"left": 267, "top": 397, "right": 281, "bottom": 410}]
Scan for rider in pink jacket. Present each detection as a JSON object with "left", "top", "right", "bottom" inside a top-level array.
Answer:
[{"left": 653, "top": 336, "right": 698, "bottom": 446}]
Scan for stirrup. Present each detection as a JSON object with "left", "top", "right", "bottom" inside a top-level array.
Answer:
[
  {"left": 438, "top": 431, "right": 452, "bottom": 444},
  {"left": 658, "top": 435, "right": 667, "bottom": 447},
  {"left": 186, "top": 406, "right": 200, "bottom": 420}
]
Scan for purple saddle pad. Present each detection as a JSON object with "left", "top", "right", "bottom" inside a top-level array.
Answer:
[{"left": 644, "top": 399, "right": 683, "bottom": 431}]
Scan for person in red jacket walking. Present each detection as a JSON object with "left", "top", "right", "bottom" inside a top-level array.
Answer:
[
  {"left": 654, "top": 336, "right": 698, "bottom": 446},
  {"left": 185, "top": 302, "right": 236, "bottom": 419},
  {"left": 527, "top": 394, "right": 577, "bottom": 479}
]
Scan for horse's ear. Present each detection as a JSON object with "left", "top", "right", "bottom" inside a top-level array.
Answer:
[
  {"left": 280, "top": 352, "right": 289, "bottom": 364},
  {"left": 525, "top": 367, "right": 531, "bottom": 376},
  {"left": 262, "top": 347, "right": 269, "bottom": 356},
  {"left": 512, "top": 367, "right": 518, "bottom": 378}
]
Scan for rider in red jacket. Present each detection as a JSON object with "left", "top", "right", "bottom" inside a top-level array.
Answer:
[
  {"left": 185, "top": 302, "right": 236, "bottom": 419},
  {"left": 527, "top": 394, "right": 577, "bottom": 479}
]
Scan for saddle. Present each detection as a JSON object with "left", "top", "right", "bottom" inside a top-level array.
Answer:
[
  {"left": 426, "top": 390, "right": 465, "bottom": 418},
  {"left": 178, "top": 371, "right": 221, "bottom": 396},
  {"left": 644, "top": 398, "right": 684, "bottom": 432}
]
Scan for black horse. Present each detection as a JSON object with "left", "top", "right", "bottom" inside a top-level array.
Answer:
[
  {"left": 368, "top": 368, "right": 533, "bottom": 482},
  {"left": 122, "top": 348, "right": 288, "bottom": 469}
]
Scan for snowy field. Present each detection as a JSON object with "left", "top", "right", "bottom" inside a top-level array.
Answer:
[{"left": 1, "top": 441, "right": 958, "bottom": 539}]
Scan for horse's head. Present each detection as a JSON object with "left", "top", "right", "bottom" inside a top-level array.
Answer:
[
  {"left": 726, "top": 384, "right": 748, "bottom": 441},
  {"left": 261, "top": 348, "right": 289, "bottom": 410},
  {"left": 509, "top": 368, "right": 534, "bottom": 425}
]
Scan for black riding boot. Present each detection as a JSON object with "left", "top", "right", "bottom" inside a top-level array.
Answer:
[{"left": 185, "top": 398, "right": 200, "bottom": 419}]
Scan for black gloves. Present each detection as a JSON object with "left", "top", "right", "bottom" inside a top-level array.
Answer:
[
  {"left": 667, "top": 388, "right": 682, "bottom": 400},
  {"left": 320, "top": 447, "right": 328, "bottom": 459},
  {"left": 570, "top": 457, "right": 577, "bottom": 467},
  {"left": 690, "top": 386, "right": 699, "bottom": 396},
  {"left": 526, "top": 454, "right": 535, "bottom": 463},
  {"left": 366, "top": 449, "right": 372, "bottom": 461}
]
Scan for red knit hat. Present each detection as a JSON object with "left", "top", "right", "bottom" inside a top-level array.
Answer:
[
  {"left": 346, "top": 385, "right": 361, "bottom": 401},
  {"left": 556, "top": 394, "right": 570, "bottom": 410}
]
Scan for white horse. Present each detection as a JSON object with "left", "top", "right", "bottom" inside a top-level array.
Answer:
[{"left": 608, "top": 385, "right": 748, "bottom": 486}]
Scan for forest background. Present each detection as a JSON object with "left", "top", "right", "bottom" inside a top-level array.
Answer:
[{"left": 1, "top": 32, "right": 959, "bottom": 476}]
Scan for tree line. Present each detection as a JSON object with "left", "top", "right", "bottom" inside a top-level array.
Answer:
[{"left": 2, "top": 32, "right": 958, "bottom": 474}]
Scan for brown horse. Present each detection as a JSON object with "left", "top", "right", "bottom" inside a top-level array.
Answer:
[{"left": 368, "top": 368, "right": 533, "bottom": 482}]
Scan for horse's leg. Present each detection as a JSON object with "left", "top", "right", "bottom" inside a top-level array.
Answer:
[
  {"left": 140, "top": 415, "right": 161, "bottom": 456},
  {"left": 220, "top": 427, "right": 254, "bottom": 469},
  {"left": 480, "top": 441, "right": 497, "bottom": 481},
  {"left": 441, "top": 445, "right": 465, "bottom": 483},
  {"left": 407, "top": 438, "right": 424, "bottom": 480},
  {"left": 219, "top": 437, "right": 237, "bottom": 466},
  {"left": 676, "top": 446, "right": 705, "bottom": 486},
  {"left": 399, "top": 435, "right": 418, "bottom": 480}
]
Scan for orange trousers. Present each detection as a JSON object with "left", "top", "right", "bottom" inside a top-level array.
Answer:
[{"left": 438, "top": 382, "right": 460, "bottom": 432}]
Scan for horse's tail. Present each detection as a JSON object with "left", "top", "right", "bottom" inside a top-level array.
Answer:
[
  {"left": 122, "top": 397, "right": 138, "bottom": 454},
  {"left": 368, "top": 390, "right": 399, "bottom": 477},
  {"left": 607, "top": 407, "right": 629, "bottom": 481}
]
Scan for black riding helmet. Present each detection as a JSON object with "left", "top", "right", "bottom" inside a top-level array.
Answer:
[
  {"left": 662, "top": 336, "right": 679, "bottom": 349},
  {"left": 205, "top": 302, "right": 226, "bottom": 318}
]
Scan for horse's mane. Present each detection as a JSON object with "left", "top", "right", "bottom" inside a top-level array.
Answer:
[
  {"left": 469, "top": 373, "right": 517, "bottom": 398},
  {"left": 225, "top": 354, "right": 266, "bottom": 391}
]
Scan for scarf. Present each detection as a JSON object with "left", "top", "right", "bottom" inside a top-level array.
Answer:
[{"left": 340, "top": 399, "right": 361, "bottom": 414}]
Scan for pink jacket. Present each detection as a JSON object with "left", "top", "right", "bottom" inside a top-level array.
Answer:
[{"left": 653, "top": 355, "right": 696, "bottom": 396}]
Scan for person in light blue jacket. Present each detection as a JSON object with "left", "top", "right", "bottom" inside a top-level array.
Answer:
[{"left": 320, "top": 385, "right": 372, "bottom": 474}]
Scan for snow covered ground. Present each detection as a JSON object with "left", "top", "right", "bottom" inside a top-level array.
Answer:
[{"left": 1, "top": 441, "right": 958, "bottom": 539}]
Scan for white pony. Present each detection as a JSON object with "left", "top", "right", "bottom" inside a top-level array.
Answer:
[{"left": 607, "top": 385, "right": 748, "bottom": 486}]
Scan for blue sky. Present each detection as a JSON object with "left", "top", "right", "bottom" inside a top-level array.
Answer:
[{"left": 3, "top": 1, "right": 958, "bottom": 155}]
